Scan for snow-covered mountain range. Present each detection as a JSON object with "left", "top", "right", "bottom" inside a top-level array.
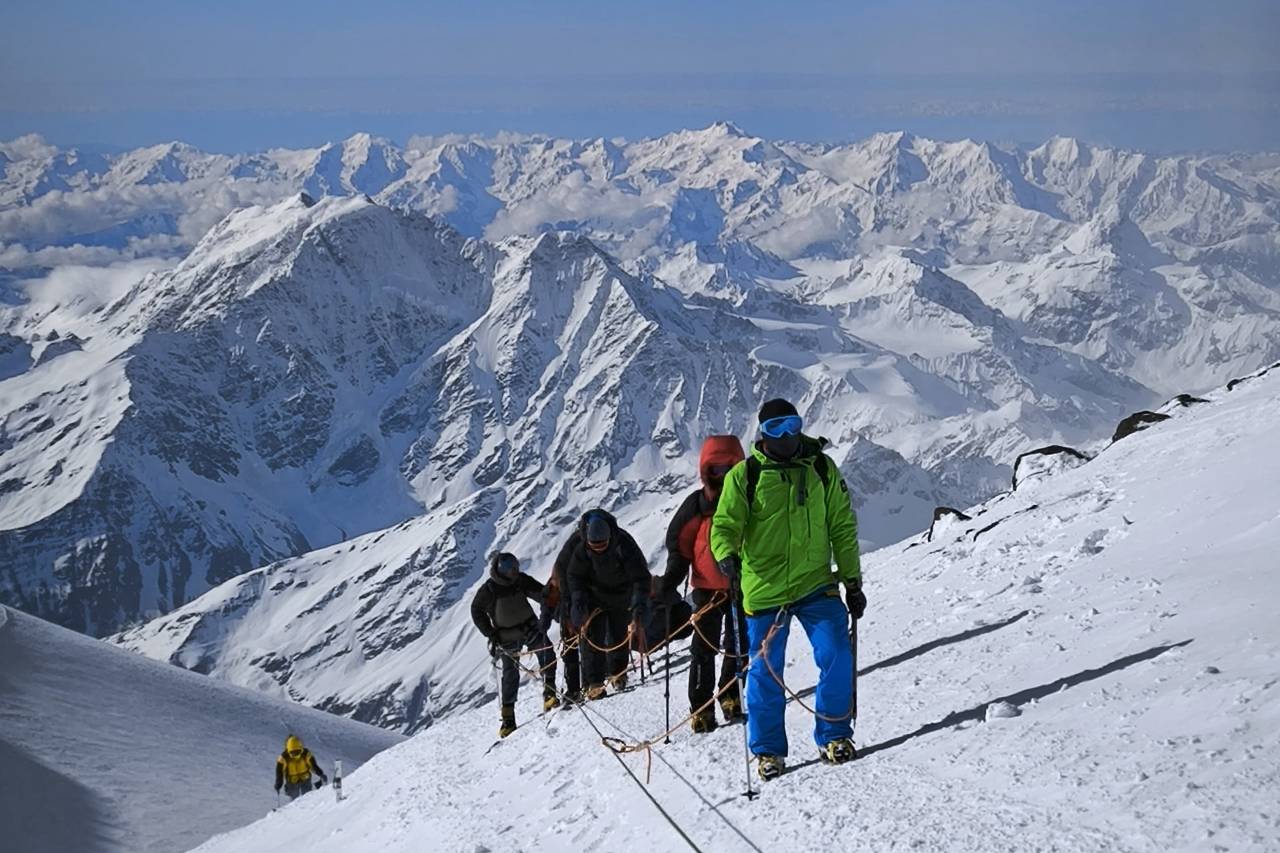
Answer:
[
  {"left": 191, "top": 364, "right": 1280, "bottom": 853},
  {"left": 2, "top": 125, "right": 1278, "bottom": 730},
  {"left": 0, "top": 603, "right": 400, "bottom": 853}
]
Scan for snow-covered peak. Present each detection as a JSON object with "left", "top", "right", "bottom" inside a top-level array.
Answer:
[{"left": 1031, "top": 134, "right": 1087, "bottom": 167}]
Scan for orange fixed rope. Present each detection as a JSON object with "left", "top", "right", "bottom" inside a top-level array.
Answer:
[
  {"left": 600, "top": 677, "right": 742, "bottom": 784},
  {"left": 579, "top": 608, "right": 635, "bottom": 653},
  {"left": 686, "top": 592, "right": 748, "bottom": 658}
]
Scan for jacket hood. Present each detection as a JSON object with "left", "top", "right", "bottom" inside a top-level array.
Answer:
[
  {"left": 489, "top": 551, "right": 519, "bottom": 585},
  {"left": 699, "top": 435, "right": 746, "bottom": 486},
  {"left": 285, "top": 735, "right": 303, "bottom": 752}
]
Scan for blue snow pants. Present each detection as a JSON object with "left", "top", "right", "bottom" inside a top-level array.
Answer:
[{"left": 745, "top": 586, "right": 853, "bottom": 757}]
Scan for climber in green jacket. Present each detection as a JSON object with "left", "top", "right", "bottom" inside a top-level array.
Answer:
[{"left": 710, "top": 398, "right": 866, "bottom": 780}]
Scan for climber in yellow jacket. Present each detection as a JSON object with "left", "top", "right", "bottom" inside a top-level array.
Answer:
[{"left": 274, "top": 735, "right": 328, "bottom": 799}]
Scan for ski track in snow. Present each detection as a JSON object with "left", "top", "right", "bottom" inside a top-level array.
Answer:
[{"left": 192, "top": 372, "right": 1280, "bottom": 853}]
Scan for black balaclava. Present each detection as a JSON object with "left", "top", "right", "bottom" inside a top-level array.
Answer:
[{"left": 758, "top": 398, "right": 801, "bottom": 460}]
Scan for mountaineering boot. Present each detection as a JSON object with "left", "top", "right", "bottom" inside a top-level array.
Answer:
[
  {"left": 720, "top": 696, "right": 744, "bottom": 722},
  {"left": 819, "top": 737, "right": 857, "bottom": 765},
  {"left": 608, "top": 672, "right": 629, "bottom": 692},
  {"left": 757, "top": 754, "right": 785, "bottom": 781},
  {"left": 690, "top": 709, "right": 718, "bottom": 734},
  {"left": 563, "top": 689, "right": 585, "bottom": 706},
  {"left": 498, "top": 705, "right": 517, "bottom": 738},
  {"left": 543, "top": 686, "right": 561, "bottom": 713},
  {"left": 585, "top": 684, "right": 608, "bottom": 701}
]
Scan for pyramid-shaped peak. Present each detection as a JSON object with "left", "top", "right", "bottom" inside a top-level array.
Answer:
[{"left": 704, "top": 120, "right": 747, "bottom": 137}]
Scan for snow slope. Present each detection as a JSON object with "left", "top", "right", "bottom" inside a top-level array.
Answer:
[
  {"left": 192, "top": 367, "right": 1280, "bottom": 853},
  {"left": 0, "top": 605, "right": 401, "bottom": 853}
]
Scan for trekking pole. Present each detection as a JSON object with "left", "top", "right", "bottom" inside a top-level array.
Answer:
[
  {"left": 663, "top": 605, "right": 672, "bottom": 744},
  {"left": 635, "top": 617, "right": 648, "bottom": 686},
  {"left": 849, "top": 616, "right": 858, "bottom": 725},
  {"left": 727, "top": 581, "right": 757, "bottom": 801}
]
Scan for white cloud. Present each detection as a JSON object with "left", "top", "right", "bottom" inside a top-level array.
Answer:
[
  {"left": 484, "top": 172, "right": 663, "bottom": 241},
  {"left": 752, "top": 206, "right": 849, "bottom": 259},
  {"left": 19, "top": 258, "right": 172, "bottom": 314}
]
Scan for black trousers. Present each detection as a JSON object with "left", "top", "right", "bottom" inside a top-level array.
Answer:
[
  {"left": 583, "top": 606, "right": 632, "bottom": 687},
  {"left": 561, "top": 641, "right": 581, "bottom": 695},
  {"left": 283, "top": 779, "right": 313, "bottom": 799},
  {"left": 689, "top": 588, "right": 747, "bottom": 713},
  {"left": 499, "top": 622, "right": 557, "bottom": 706}
]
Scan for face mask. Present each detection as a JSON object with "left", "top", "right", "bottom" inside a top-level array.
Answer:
[{"left": 763, "top": 433, "right": 800, "bottom": 459}]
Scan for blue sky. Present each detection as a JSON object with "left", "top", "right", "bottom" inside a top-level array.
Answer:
[{"left": 2, "top": 0, "right": 1277, "bottom": 152}]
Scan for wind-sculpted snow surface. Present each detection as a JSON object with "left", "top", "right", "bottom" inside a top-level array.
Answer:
[{"left": 190, "top": 370, "right": 1280, "bottom": 853}]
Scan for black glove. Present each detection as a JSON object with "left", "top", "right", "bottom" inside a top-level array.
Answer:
[
  {"left": 487, "top": 637, "right": 500, "bottom": 659},
  {"left": 844, "top": 581, "right": 867, "bottom": 620},
  {"left": 716, "top": 555, "right": 742, "bottom": 584},
  {"left": 314, "top": 778, "right": 325, "bottom": 789},
  {"left": 274, "top": 783, "right": 282, "bottom": 793},
  {"left": 570, "top": 594, "right": 589, "bottom": 628}
]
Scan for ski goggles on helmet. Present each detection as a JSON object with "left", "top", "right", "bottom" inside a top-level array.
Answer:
[{"left": 760, "top": 415, "right": 803, "bottom": 438}]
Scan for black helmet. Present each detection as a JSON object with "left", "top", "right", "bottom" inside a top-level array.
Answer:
[{"left": 490, "top": 552, "right": 520, "bottom": 579}]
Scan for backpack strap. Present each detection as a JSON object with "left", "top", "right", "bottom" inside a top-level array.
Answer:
[
  {"left": 814, "top": 453, "right": 830, "bottom": 490},
  {"left": 744, "top": 456, "right": 762, "bottom": 510}
]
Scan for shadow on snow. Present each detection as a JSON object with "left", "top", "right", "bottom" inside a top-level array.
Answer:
[{"left": 788, "top": 637, "right": 1194, "bottom": 775}]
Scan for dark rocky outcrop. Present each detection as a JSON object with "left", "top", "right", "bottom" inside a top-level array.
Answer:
[
  {"left": 1012, "top": 445, "right": 1091, "bottom": 490},
  {"left": 927, "top": 506, "right": 972, "bottom": 542},
  {"left": 1112, "top": 411, "right": 1171, "bottom": 443},
  {"left": 1226, "top": 360, "right": 1280, "bottom": 392}
]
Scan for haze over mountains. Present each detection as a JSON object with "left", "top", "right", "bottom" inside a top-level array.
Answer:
[{"left": 2, "top": 124, "right": 1278, "bottom": 730}]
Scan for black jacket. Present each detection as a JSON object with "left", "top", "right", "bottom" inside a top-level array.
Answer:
[
  {"left": 471, "top": 571, "right": 544, "bottom": 643},
  {"left": 561, "top": 510, "right": 650, "bottom": 611}
]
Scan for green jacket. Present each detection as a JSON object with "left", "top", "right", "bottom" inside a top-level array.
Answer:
[{"left": 710, "top": 437, "right": 861, "bottom": 614}]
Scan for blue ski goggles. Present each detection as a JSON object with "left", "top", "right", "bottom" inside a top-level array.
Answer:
[{"left": 760, "top": 415, "right": 803, "bottom": 438}]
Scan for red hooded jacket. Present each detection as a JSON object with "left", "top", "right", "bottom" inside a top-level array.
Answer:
[{"left": 663, "top": 436, "right": 747, "bottom": 592}]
